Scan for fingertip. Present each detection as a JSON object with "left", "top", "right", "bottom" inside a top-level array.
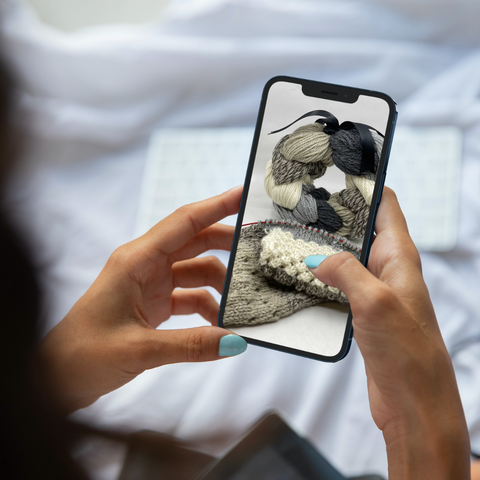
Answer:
[
  {"left": 218, "top": 334, "right": 247, "bottom": 357},
  {"left": 304, "top": 255, "right": 328, "bottom": 269}
]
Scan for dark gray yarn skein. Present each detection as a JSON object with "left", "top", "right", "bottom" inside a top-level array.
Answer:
[{"left": 329, "top": 129, "right": 383, "bottom": 175}]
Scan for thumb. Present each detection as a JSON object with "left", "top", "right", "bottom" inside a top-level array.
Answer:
[
  {"left": 306, "top": 252, "right": 386, "bottom": 312},
  {"left": 139, "top": 327, "right": 248, "bottom": 368}
]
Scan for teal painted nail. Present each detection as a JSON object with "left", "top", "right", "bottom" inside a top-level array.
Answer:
[
  {"left": 304, "top": 255, "right": 328, "bottom": 269},
  {"left": 219, "top": 335, "right": 247, "bottom": 357}
]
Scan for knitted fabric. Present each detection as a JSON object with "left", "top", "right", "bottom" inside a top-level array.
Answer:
[
  {"left": 264, "top": 116, "right": 384, "bottom": 239},
  {"left": 222, "top": 221, "right": 361, "bottom": 327},
  {"left": 260, "top": 229, "right": 350, "bottom": 302},
  {"left": 223, "top": 224, "right": 321, "bottom": 327}
]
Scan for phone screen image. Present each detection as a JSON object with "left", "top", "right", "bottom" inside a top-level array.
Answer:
[{"left": 219, "top": 77, "right": 396, "bottom": 361}]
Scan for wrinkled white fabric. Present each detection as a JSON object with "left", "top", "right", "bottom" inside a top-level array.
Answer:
[{"left": 2, "top": 1, "right": 480, "bottom": 479}]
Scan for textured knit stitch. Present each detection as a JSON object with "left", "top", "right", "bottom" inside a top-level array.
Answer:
[
  {"left": 259, "top": 229, "right": 349, "bottom": 302},
  {"left": 222, "top": 224, "right": 323, "bottom": 327},
  {"left": 222, "top": 221, "right": 361, "bottom": 327}
]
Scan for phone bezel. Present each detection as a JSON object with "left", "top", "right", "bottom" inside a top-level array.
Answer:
[{"left": 218, "top": 75, "right": 397, "bottom": 362}]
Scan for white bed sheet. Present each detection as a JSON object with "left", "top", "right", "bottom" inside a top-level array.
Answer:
[{"left": 2, "top": 1, "right": 480, "bottom": 478}]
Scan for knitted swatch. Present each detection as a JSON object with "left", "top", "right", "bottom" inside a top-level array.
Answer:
[
  {"left": 222, "top": 221, "right": 361, "bottom": 328},
  {"left": 260, "top": 229, "right": 347, "bottom": 302}
]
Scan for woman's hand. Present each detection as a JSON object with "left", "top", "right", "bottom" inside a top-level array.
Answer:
[
  {"left": 39, "top": 186, "right": 247, "bottom": 414},
  {"left": 307, "top": 188, "right": 470, "bottom": 480},
  {"left": 472, "top": 460, "right": 480, "bottom": 480}
]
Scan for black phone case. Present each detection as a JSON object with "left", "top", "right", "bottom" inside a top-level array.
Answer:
[{"left": 218, "top": 76, "right": 397, "bottom": 362}]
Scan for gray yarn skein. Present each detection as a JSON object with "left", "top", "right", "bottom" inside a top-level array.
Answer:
[
  {"left": 273, "top": 184, "right": 343, "bottom": 233},
  {"left": 267, "top": 122, "right": 383, "bottom": 238},
  {"left": 329, "top": 129, "right": 384, "bottom": 176},
  {"left": 271, "top": 126, "right": 330, "bottom": 185}
]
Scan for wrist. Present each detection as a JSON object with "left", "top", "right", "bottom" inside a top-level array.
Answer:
[{"left": 383, "top": 409, "right": 470, "bottom": 480}]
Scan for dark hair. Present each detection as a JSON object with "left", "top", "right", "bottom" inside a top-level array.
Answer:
[{"left": 0, "top": 52, "right": 88, "bottom": 479}]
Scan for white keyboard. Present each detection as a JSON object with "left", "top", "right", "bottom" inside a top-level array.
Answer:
[
  {"left": 135, "top": 126, "right": 462, "bottom": 251},
  {"left": 385, "top": 126, "right": 462, "bottom": 251}
]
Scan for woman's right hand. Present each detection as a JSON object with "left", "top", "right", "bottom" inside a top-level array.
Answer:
[{"left": 307, "top": 188, "right": 470, "bottom": 480}]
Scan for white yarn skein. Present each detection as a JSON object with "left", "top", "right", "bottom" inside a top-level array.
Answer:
[
  {"left": 264, "top": 159, "right": 313, "bottom": 210},
  {"left": 345, "top": 175, "right": 375, "bottom": 206}
]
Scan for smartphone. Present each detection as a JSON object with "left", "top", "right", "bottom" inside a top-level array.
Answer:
[{"left": 218, "top": 76, "right": 397, "bottom": 362}]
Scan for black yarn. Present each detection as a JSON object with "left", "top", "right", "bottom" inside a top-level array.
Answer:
[
  {"left": 329, "top": 128, "right": 379, "bottom": 175},
  {"left": 309, "top": 187, "right": 331, "bottom": 202},
  {"left": 307, "top": 199, "right": 343, "bottom": 234}
]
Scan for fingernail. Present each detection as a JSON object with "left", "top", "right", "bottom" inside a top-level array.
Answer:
[
  {"left": 304, "top": 255, "right": 328, "bottom": 269},
  {"left": 219, "top": 334, "right": 247, "bottom": 357}
]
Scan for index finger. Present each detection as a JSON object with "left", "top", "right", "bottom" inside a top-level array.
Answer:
[{"left": 144, "top": 186, "right": 243, "bottom": 256}]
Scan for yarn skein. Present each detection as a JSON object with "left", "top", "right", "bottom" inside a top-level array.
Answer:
[{"left": 264, "top": 115, "right": 384, "bottom": 239}]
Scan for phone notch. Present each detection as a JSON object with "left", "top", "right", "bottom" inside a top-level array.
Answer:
[{"left": 302, "top": 82, "right": 359, "bottom": 104}]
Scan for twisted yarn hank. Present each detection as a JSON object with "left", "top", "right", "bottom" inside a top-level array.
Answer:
[
  {"left": 329, "top": 129, "right": 384, "bottom": 175},
  {"left": 264, "top": 118, "right": 384, "bottom": 239},
  {"left": 264, "top": 159, "right": 313, "bottom": 209},
  {"left": 282, "top": 123, "right": 333, "bottom": 166},
  {"left": 272, "top": 133, "right": 327, "bottom": 185},
  {"left": 273, "top": 184, "right": 343, "bottom": 232}
]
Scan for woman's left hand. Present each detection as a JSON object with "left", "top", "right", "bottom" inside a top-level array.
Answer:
[{"left": 39, "top": 186, "right": 246, "bottom": 414}]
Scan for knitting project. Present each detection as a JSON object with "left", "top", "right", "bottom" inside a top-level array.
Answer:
[
  {"left": 222, "top": 221, "right": 361, "bottom": 327},
  {"left": 264, "top": 112, "right": 383, "bottom": 239}
]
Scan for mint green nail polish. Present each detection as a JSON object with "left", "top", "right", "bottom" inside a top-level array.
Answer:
[
  {"left": 219, "top": 335, "right": 247, "bottom": 357},
  {"left": 304, "top": 255, "right": 328, "bottom": 269}
]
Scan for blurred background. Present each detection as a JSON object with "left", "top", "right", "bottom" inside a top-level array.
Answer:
[
  {"left": 25, "top": 0, "right": 171, "bottom": 30},
  {"left": 3, "top": 1, "right": 480, "bottom": 479}
]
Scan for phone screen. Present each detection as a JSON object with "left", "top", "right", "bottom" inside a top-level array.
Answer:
[{"left": 219, "top": 77, "right": 396, "bottom": 361}]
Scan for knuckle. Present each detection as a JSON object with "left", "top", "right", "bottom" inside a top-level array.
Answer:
[
  {"left": 197, "top": 288, "right": 211, "bottom": 301},
  {"left": 204, "top": 256, "right": 224, "bottom": 274},
  {"left": 108, "top": 245, "right": 129, "bottom": 269},
  {"left": 186, "top": 329, "right": 206, "bottom": 362},
  {"left": 124, "top": 333, "right": 153, "bottom": 370},
  {"left": 176, "top": 203, "right": 204, "bottom": 236},
  {"left": 408, "top": 246, "right": 422, "bottom": 271},
  {"left": 370, "top": 285, "right": 396, "bottom": 311},
  {"left": 332, "top": 252, "right": 359, "bottom": 272}
]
